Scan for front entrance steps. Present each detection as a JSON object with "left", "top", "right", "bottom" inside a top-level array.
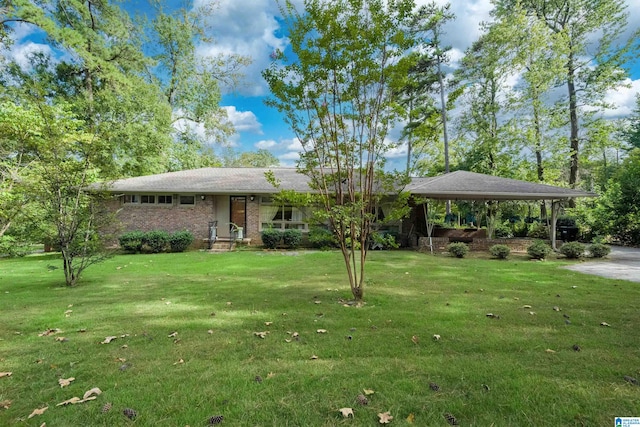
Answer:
[{"left": 207, "top": 237, "right": 252, "bottom": 252}]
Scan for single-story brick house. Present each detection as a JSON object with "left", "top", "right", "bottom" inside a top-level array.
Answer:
[{"left": 101, "top": 167, "right": 596, "bottom": 249}]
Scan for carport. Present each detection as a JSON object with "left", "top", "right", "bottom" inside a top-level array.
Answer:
[{"left": 405, "top": 171, "right": 598, "bottom": 251}]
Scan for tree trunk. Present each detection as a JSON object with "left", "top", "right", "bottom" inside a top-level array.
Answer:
[{"left": 567, "top": 53, "right": 579, "bottom": 207}]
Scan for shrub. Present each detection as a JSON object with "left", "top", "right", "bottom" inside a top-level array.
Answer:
[
  {"left": 371, "top": 231, "right": 399, "bottom": 250},
  {"left": 588, "top": 243, "right": 611, "bottom": 258},
  {"left": 143, "top": 230, "right": 170, "bottom": 253},
  {"left": 527, "top": 239, "right": 552, "bottom": 260},
  {"left": 512, "top": 221, "right": 529, "bottom": 238},
  {"left": 282, "top": 229, "right": 303, "bottom": 249},
  {"left": 119, "top": 231, "right": 145, "bottom": 253},
  {"left": 169, "top": 231, "right": 194, "bottom": 252},
  {"left": 489, "top": 244, "right": 511, "bottom": 259},
  {"left": 308, "top": 227, "right": 337, "bottom": 249},
  {"left": 527, "top": 222, "right": 549, "bottom": 239},
  {"left": 494, "top": 222, "right": 513, "bottom": 239},
  {"left": 559, "top": 241, "right": 585, "bottom": 259},
  {"left": 261, "top": 228, "right": 282, "bottom": 249},
  {"left": 447, "top": 242, "right": 469, "bottom": 258}
]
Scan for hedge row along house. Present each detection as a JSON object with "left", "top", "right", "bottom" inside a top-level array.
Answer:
[{"left": 101, "top": 167, "right": 596, "bottom": 250}]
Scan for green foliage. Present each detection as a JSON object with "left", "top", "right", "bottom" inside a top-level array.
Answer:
[
  {"left": 0, "top": 235, "right": 30, "bottom": 257},
  {"left": 169, "top": 231, "right": 194, "bottom": 253},
  {"left": 371, "top": 232, "right": 399, "bottom": 250},
  {"left": 559, "top": 242, "right": 585, "bottom": 259},
  {"left": 527, "top": 239, "right": 552, "bottom": 260},
  {"left": 512, "top": 221, "right": 529, "bottom": 237},
  {"left": 282, "top": 229, "right": 302, "bottom": 249},
  {"left": 447, "top": 242, "right": 469, "bottom": 258},
  {"left": 489, "top": 244, "right": 511, "bottom": 259},
  {"left": 494, "top": 222, "right": 513, "bottom": 238},
  {"left": 308, "top": 227, "right": 337, "bottom": 249},
  {"left": 143, "top": 230, "right": 170, "bottom": 253},
  {"left": 588, "top": 243, "right": 611, "bottom": 259},
  {"left": 261, "top": 228, "right": 282, "bottom": 249},
  {"left": 118, "top": 231, "right": 146, "bottom": 254},
  {"left": 262, "top": 0, "right": 417, "bottom": 301},
  {"left": 527, "top": 222, "right": 549, "bottom": 239}
]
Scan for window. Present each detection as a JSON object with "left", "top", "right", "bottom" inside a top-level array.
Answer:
[
  {"left": 158, "top": 195, "right": 172, "bottom": 205},
  {"left": 141, "top": 195, "right": 156, "bottom": 204},
  {"left": 260, "top": 200, "right": 309, "bottom": 231},
  {"left": 179, "top": 195, "right": 195, "bottom": 206},
  {"left": 124, "top": 195, "right": 139, "bottom": 204}
]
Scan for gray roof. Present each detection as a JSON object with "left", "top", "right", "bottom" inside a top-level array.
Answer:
[
  {"left": 102, "top": 168, "right": 596, "bottom": 200},
  {"left": 104, "top": 167, "right": 312, "bottom": 194},
  {"left": 405, "top": 170, "right": 597, "bottom": 200}
]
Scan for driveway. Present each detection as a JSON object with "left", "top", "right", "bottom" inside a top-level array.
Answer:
[{"left": 563, "top": 246, "right": 640, "bottom": 283}]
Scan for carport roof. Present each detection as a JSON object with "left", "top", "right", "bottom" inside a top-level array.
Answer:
[{"left": 404, "top": 170, "right": 597, "bottom": 201}]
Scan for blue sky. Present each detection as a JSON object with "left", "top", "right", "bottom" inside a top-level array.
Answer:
[{"left": 6, "top": 0, "right": 640, "bottom": 170}]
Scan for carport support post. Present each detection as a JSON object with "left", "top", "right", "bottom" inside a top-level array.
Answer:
[{"left": 550, "top": 200, "right": 561, "bottom": 251}]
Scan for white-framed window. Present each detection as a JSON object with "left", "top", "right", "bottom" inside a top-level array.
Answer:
[
  {"left": 260, "top": 198, "right": 309, "bottom": 231},
  {"left": 157, "top": 195, "right": 173, "bottom": 205},
  {"left": 179, "top": 195, "right": 196, "bottom": 206},
  {"left": 123, "top": 194, "right": 174, "bottom": 206},
  {"left": 124, "top": 194, "right": 139, "bottom": 204}
]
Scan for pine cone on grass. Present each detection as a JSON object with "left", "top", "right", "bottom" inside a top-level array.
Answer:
[
  {"left": 208, "top": 414, "right": 224, "bottom": 424},
  {"left": 123, "top": 408, "right": 137, "bottom": 420},
  {"left": 101, "top": 402, "right": 112, "bottom": 413}
]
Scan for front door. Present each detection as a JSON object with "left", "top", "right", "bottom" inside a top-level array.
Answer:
[{"left": 230, "top": 196, "right": 246, "bottom": 233}]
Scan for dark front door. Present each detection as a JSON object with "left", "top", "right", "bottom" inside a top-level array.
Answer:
[{"left": 230, "top": 196, "right": 246, "bottom": 231}]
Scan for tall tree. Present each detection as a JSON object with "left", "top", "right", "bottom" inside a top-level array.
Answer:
[
  {"left": 263, "top": 0, "right": 414, "bottom": 301},
  {"left": 147, "top": 3, "right": 250, "bottom": 170},
  {"left": 496, "top": 0, "right": 640, "bottom": 191}
]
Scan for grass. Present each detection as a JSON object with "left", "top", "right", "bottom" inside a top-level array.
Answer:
[{"left": 0, "top": 249, "right": 639, "bottom": 426}]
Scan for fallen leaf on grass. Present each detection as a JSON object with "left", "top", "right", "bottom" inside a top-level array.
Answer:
[
  {"left": 433, "top": 334, "right": 441, "bottom": 341},
  {"left": 601, "top": 322, "right": 611, "bottom": 327},
  {"left": 207, "top": 329, "right": 214, "bottom": 334},
  {"left": 117, "top": 357, "right": 127, "bottom": 363},
  {"left": 64, "top": 310, "right": 73, "bottom": 317},
  {"left": 267, "top": 372, "right": 276, "bottom": 379},
  {"left": 310, "top": 355, "right": 318, "bottom": 360},
  {"left": 522, "top": 305, "right": 532, "bottom": 309},
  {"left": 38, "top": 328, "right": 62, "bottom": 337},
  {"left": 28, "top": 406, "right": 48, "bottom": 418},
  {"left": 545, "top": 349, "right": 556, "bottom": 353},
  {"left": 121, "top": 345, "right": 128, "bottom": 349},
  {"left": 406, "top": 413, "right": 415, "bottom": 424},
  {"left": 58, "top": 377, "right": 75, "bottom": 388},
  {"left": 0, "top": 399, "right": 11, "bottom": 409},
  {"left": 254, "top": 331, "right": 268, "bottom": 339},
  {"left": 173, "top": 359, "right": 184, "bottom": 365},
  {"left": 101, "top": 336, "right": 118, "bottom": 344},
  {"left": 54, "top": 337, "right": 68, "bottom": 342},
  {"left": 168, "top": 331, "right": 178, "bottom": 338},
  {"left": 265, "top": 322, "right": 273, "bottom": 326},
  {"left": 316, "top": 329, "right": 327, "bottom": 334},
  {"left": 83, "top": 388, "right": 102, "bottom": 399},
  {"left": 0, "top": 372, "right": 12, "bottom": 378},
  {"left": 529, "top": 311, "right": 536, "bottom": 315},
  {"left": 363, "top": 389, "right": 375, "bottom": 395},
  {"left": 339, "top": 408, "right": 354, "bottom": 418},
  {"left": 411, "top": 335, "right": 419, "bottom": 344},
  {"left": 378, "top": 411, "right": 393, "bottom": 424},
  {"left": 56, "top": 397, "right": 81, "bottom": 406}
]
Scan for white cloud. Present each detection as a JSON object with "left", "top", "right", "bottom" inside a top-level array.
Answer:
[
  {"left": 8, "top": 41, "right": 52, "bottom": 70},
  {"left": 280, "top": 151, "right": 301, "bottom": 161},
  {"left": 255, "top": 139, "right": 277, "bottom": 149},
  {"left": 222, "top": 106, "right": 262, "bottom": 134},
  {"left": 601, "top": 78, "right": 640, "bottom": 118}
]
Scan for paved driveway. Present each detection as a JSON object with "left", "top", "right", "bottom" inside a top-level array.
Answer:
[{"left": 563, "top": 246, "right": 640, "bottom": 282}]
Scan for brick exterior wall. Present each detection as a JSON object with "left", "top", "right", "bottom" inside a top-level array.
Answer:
[{"left": 107, "top": 194, "right": 265, "bottom": 248}]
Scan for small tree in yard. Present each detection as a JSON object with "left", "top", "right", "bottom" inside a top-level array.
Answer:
[
  {"left": 10, "top": 102, "right": 114, "bottom": 286},
  {"left": 263, "top": 0, "right": 415, "bottom": 301}
]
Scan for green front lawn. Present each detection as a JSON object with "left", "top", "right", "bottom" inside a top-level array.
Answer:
[{"left": 0, "top": 250, "right": 638, "bottom": 426}]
